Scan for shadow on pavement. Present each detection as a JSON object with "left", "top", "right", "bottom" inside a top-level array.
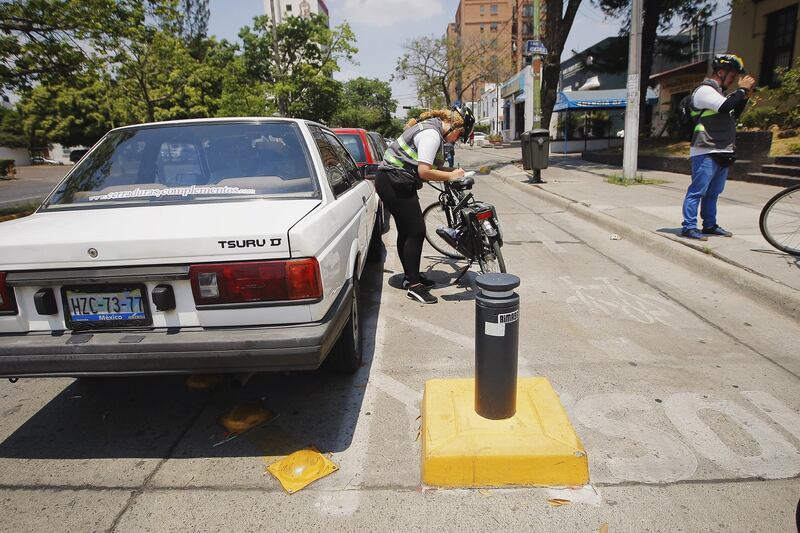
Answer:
[{"left": 0, "top": 254, "right": 386, "bottom": 460}]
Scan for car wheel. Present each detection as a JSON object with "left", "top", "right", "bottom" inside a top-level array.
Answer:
[{"left": 327, "top": 280, "right": 362, "bottom": 374}]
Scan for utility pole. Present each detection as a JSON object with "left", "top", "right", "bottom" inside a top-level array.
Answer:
[
  {"left": 268, "top": 0, "right": 286, "bottom": 116},
  {"left": 622, "top": 0, "right": 642, "bottom": 181}
]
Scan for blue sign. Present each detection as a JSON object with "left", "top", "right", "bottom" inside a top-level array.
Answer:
[{"left": 524, "top": 40, "right": 548, "bottom": 56}]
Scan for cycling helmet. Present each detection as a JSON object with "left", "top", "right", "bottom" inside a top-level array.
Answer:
[
  {"left": 712, "top": 54, "right": 746, "bottom": 74},
  {"left": 451, "top": 105, "right": 476, "bottom": 143}
]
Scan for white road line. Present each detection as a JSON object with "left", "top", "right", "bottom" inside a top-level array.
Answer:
[
  {"left": 382, "top": 308, "right": 473, "bottom": 349},
  {"left": 741, "top": 391, "right": 800, "bottom": 441}
]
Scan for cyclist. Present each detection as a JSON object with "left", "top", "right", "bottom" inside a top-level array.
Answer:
[
  {"left": 376, "top": 106, "right": 476, "bottom": 304},
  {"left": 681, "top": 54, "right": 755, "bottom": 240}
]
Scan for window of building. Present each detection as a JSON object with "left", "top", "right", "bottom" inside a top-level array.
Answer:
[
  {"left": 760, "top": 4, "right": 798, "bottom": 87},
  {"left": 490, "top": 22, "right": 498, "bottom": 32},
  {"left": 490, "top": 4, "right": 498, "bottom": 15},
  {"left": 480, "top": 23, "right": 485, "bottom": 33},
  {"left": 480, "top": 5, "right": 485, "bottom": 15},
  {"left": 286, "top": 4, "right": 292, "bottom": 11},
  {"left": 523, "top": 4, "right": 534, "bottom": 17}
]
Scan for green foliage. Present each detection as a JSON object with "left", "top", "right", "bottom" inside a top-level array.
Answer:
[
  {"left": 331, "top": 77, "right": 397, "bottom": 134},
  {"left": 10, "top": 7, "right": 369, "bottom": 144},
  {"left": 740, "top": 61, "right": 800, "bottom": 130},
  {"left": 473, "top": 123, "right": 491, "bottom": 134},
  {"left": 0, "top": 159, "right": 15, "bottom": 177},
  {"left": 19, "top": 67, "right": 116, "bottom": 147},
  {"left": 0, "top": 0, "right": 179, "bottom": 92},
  {"left": 240, "top": 14, "right": 356, "bottom": 121},
  {"left": 0, "top": 107, "right": 27, "bottom": 147}
]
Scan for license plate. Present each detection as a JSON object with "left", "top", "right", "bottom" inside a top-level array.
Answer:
[{"left": 62, "top": 284, "right": 152, "bottom": 329}]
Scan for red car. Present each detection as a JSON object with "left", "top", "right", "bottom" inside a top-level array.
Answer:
[
  {"left": 334, "top": 128, "right": 389, "bottom": 234},
  {"left": 333, "top": 128, "right": 388, "bottom": 172}
]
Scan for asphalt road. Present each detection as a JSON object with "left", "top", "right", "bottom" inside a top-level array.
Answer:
[
  {"left": 0, "top": 165, "right": 70, "bottom": 209},
  {"left": 0, "top": 148, "right": 798, "bottom": 532}
]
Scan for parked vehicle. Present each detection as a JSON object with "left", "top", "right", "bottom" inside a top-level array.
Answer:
[
  {"left": 30, "top": 156, "right": 63, "bottom": 165},
  {"left": 333, "top": 128, "right": 386, "bottom": 170},
  {"left": 69, "top": 149, "right": 89, "bottom": 163},
  {"left": 423, "top": 175, "right": 506, "bottom": 276},
  {"left": 0, "top": 118, "right": 381, "bottom": 377},
  {"left": 333, "top": 128, "right": 390, "bottom": 233}
]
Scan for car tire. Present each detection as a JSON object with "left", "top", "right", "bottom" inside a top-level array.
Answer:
[{"left": 327, "top": 279, "right": 362, "bottom": 374}]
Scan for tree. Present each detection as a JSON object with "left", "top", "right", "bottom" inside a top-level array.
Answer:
[
  {"left": 0, "top": 107, "right": 27, "bottom": 148},
  {"left": 18, "top": 68, "right": 117, "bottom": 147},
  {"left": 217, "top": 55, "right": 274, "bottom": 117},
  {"left": 594, "top": 0, "right": 716, "bottom": 134},
  {"left": 540, "top": 0, "right": 583, "bottom": 129},
  {"left": 175, "top": 0, "right": 210, "bottom": 59},
  {"left": 395, "top": 34, "right": 513, "bottom": 107},
  {"left": 331, "top": 77, "right": 397, "bottom": 134},
  {"left": 239, "top": 14, "right": 357, "bottom": 121},
  {"left": 0, "top": 0, "right": 174, "bottom": 93}
]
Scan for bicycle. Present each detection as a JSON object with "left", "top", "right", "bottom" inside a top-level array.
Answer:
[
  {"left": 759, "top": 183, "right": 800, "bottom": 256},
  {"left": 422, "top": 175, "right": 506, "bottom": 278}
]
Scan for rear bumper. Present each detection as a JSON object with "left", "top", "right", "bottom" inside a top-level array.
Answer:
[{"left": 0, "top": 282, "right": 353, "bottom": 377}]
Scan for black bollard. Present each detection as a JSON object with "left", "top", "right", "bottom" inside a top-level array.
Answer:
[{"left": 474, "top": 272, "right": 521, "bottom": 420}]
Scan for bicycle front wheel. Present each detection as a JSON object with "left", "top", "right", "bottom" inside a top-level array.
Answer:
[
  {"left": 423, "top": 202, "right": 464, "bottom": 259},
  {"left": 478, "top": 240, "right": 506, "bottom": 274},
  {"left": 759, "top": 184, "right": 800, "bottom": 256}
]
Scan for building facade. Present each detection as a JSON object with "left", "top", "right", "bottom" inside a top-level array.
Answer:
[
  {"left": 446, "top": 1, "right": 543, "bottom": 104},
  {"left": 729, "top": 0, "right": 798, "bottom": 87},
  {"left": 264, "top": 0, "right": 329, "bottom": 24},
  {"left": 474, "top": 83, "right": 505, "bottom": 134}
]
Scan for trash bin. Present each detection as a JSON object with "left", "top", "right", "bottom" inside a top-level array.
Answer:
[
  {"left": 520, "top": 131, "right": 533, "bottom": 170},
  {"left": 524, "top": 129, "right": 550, "bottom": 170}
]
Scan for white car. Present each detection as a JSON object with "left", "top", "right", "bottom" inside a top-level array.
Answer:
[{"left": 0, "top": 118, "right": 381, "bottom": 377}]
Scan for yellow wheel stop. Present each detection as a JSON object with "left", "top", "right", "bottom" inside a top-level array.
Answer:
[{"left": 421, "top": 377, "right": 589, "bottom": 487}]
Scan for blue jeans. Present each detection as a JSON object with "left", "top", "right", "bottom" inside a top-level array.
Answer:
[{"left": 682, "top": 154, "right": 729, "bottom": 231}]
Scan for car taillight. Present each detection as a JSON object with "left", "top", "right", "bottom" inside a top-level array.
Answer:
[
  {"left": 476, "top": 210, "right": 493, "bottom": 221},
  {"left": 189, "top": 259, "right": 323, "bottom": 305},
  {"left": 0, "top": 272, "right": 18, "bottom": 315}
]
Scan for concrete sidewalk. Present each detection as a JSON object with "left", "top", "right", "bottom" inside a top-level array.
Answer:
[{"left": 472, "top": 148, "right": 799, "bottom": 318}]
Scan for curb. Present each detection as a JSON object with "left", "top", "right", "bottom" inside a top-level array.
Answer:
[{"left": 490, "top": 167, "right": 800, "bottom": 322}]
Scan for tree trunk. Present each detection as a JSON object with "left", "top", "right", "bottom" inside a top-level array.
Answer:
[
  {"left": 638, "top": 0, "right": 661, "bottom": 136},
  {"left": 540, "top": 51, "right": 562, "bottom": 129}
]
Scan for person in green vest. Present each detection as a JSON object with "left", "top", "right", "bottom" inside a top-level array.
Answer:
[
  {"left": 375, "top": 106, "right": 475, "bottom": 304},
  {"left": 681, "top": 54, "right": 755, "bottom": 240}
]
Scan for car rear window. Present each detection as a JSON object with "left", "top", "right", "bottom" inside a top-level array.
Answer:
[
  {"left": 337, "top": 133, "right": 366, "bottom": 163},
  {"left": 46, "top": 122, "right": 319, "bottom": 207}
]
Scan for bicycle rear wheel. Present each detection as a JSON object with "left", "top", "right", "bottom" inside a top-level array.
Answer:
[
  {"left": 423, "top": 202, "right": 464, "bottom": 259},
  {"left": 759, "top": 184, "right": 800, "bottom": 256},
  {"left": 478, "top": 240, "right": 506, "bottom": 274}
]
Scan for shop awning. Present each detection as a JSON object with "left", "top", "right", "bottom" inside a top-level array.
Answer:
[{"left": 553, "top": 88, "right": 657, "bottom": 112}]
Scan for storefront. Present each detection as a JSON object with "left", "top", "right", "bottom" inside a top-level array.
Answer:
[
  {"left": 500, "top": 66, "right": 532, "bottom": 141},
  {"left": 551, "top": 88, "right": 657, "bottom": 153}
]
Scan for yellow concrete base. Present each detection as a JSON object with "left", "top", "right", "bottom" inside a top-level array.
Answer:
[{"left": 421, "top": 377, "right": 589, "bottom": 487}]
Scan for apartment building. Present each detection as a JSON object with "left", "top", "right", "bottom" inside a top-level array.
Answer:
[
  {"left": 447, "top": 1, "right": 542, "bottom": 104},
  {"left": 263, "top": 0, "right": 330, "bottom": 25}
]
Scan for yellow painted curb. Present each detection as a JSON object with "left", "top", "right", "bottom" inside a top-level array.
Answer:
[{"left": 421, "top": 377, "right": 588, "bottom": 487}]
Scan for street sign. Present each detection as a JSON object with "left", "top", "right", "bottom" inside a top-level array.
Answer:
[{"left": 524, "top": 40, "right": 548, "bottom": 56}]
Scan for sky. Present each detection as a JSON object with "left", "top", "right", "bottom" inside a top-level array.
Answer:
[{"left": 205, "top": 0, "right": 711, "bottom": 113}]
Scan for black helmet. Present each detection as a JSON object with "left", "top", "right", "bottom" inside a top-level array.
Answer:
[
  {"left": 451, "top": 105, "right": 476, "bottom": 143},
  {"left": 713, "top": 54, "right": 746, "bottom": 74}
]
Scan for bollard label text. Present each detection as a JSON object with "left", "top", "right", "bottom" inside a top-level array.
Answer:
[{"left": 498, "top": 310, "right": 519, "bottom": 324}]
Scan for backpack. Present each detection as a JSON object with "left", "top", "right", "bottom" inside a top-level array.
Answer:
[{"left": 677, "top": 91, "right": 700, "bottom": 141}]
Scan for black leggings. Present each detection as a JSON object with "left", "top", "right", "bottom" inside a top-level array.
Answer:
[{"left": 374, "top": 169, "right": 425, "bottom": 284}]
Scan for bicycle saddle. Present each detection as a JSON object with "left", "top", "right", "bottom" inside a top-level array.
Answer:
[{"left": 450, "top": 176, "right": 474, "bottom": 190}]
